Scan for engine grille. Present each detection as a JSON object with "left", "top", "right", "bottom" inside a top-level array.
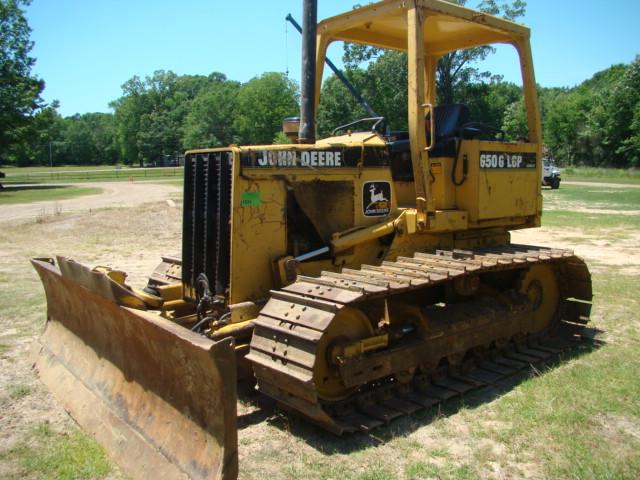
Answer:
[{"left": 182, "top": 151, "right": 232, "bottom": 299}]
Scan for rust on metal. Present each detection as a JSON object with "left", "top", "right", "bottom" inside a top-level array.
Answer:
[
  {"left": 247, "top": 245, "right": 593, "bottom": 434},
  {"left": 31, "top": 258, "right": 238, "bottom": 480}
]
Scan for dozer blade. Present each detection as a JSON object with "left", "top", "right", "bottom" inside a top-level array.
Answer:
[{"left": 31, "top": 257, "right": 238, "bottom": 480}]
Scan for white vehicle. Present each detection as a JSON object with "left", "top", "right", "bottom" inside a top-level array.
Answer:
[{"left": 542, "top": 159, "right": 561, "bottom": 189}]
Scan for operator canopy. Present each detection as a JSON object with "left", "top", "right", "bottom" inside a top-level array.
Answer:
[{"left": 317, "top": 0, "right": 529, "bottom": 55}]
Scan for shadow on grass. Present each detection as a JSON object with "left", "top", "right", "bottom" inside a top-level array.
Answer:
[{"left": 236, "top": 331, "right": 604, "bottom": 454}]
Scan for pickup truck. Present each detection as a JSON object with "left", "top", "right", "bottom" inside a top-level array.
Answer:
[{"left": 542, "top": 160, "right": 561, "bottom": 189}]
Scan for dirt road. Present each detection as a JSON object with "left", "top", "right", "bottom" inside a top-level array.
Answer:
[{"left": 0, "top": 181, "right": 181, "bottom": 223}]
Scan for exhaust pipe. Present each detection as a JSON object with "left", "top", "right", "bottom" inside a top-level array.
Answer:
[{"left": 298, "top": 0, "right": 317, "bottom": 144}]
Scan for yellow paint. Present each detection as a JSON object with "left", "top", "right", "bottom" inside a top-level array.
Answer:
[{"left": 183, "top": 0, "right": 544, "bottom": 322}]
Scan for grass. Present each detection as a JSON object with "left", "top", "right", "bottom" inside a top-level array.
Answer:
[
  {"left": 1, "top": 165, "right": 122, "bottom": 173},
  {"left": 0, "top": 202, "right": 183, "bottom": 480},
  {"left": 543, "top": 209, "right": 640, "bottom": 230},
  {"left": 562, "top": 166, "right": 640, "bottom": 184},
  {"left": 1, "top": 165, "right": 183, "bottom": 184},
  {"left": 8, "top": 384, "right": 32, "bottom": 400},
  {"left": 471, "top": 272, "right": 640, "bottom": 480},
  {"left": 406, "top": 462, "right": 479, "bottom": 480},
  {"left": 547, "top": 183, "right": 640, "bottom": 210},
  {"left": 0, "top": 422, "right": 111, "bottom": 480},
  {"left": 1, "top": 178, "right": 639, "bottom": 479},
  {"left": 541, "top": 183, "right": 640, "bottom": 230},
  {"left": 0, "top": 186, "right": 102, "bottom": 205},
  {"left": 153, "top": 178, "right": 183, "bottom": 186}
]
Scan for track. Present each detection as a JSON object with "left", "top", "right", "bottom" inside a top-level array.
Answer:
[{"left": 247, "top": 244, "right": 593, "bottom": 434}]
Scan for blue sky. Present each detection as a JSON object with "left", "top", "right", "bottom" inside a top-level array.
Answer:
[{"left": 26, "top": 0, "right": 640, "bottom": 117}]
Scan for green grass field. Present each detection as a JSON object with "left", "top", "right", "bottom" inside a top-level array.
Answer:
[
  {"left": 0, "top": 186, "right": 102, "bottom": 205},
  {"left": 1, "top": 165, "right": 183, "bottom": 184},
  {"left": 542, "top": 183, "right": 640, "bottom": 230},
  {"left": 2, "top": 165, "right": 120, "bottom": 173},
  {"left": 562, "top": 166, "right": 640, "bottom": 184},
  {"left": 0, "top": 179, "right": 638, "bottom": 479}
]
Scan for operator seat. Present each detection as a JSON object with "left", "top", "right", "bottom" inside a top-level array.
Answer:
[
  {"left": 388, "top": 103, "right": 483, "bottom": 180},
  {"left": 427, "top": 103, "right": 480, "bottom": 157}
]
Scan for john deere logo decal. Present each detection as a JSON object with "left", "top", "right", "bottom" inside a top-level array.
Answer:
[{"left": 363, "top": 181, "right": 391, "bottom": 217}]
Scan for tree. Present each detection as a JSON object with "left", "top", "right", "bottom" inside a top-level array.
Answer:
[
  {"left": 542, "top": 87, "right": 591, "bottom": 165},
  {"left": 435, "top": 0, "right": 525, "bottom": 104},
  {"left": 326, "top": 0, "right": 527, "bottom": 131},
  {"left": 182, "top": 74, "right": 241, "bottom": 149},
  {"left": 589, "top": 57, "right": 640, "bottom": 167},
  {"left": 60, "top": 113, "right": 117, "bottom": 165},
  {"left": 317, "top": 69, "right": 369, "bottom": 136},
  {"left": 462, "top": 79, "right": 522, "bottom": 128},
  {"left": 6, "top": 101, "right": 62, "bottom": 166},
  {"left": 537, "top": 61, "right": 638, "bottom": 167},
  {"left": 111, "top": 71, "right": 213, "bottom": 165},
  {"left": 0, "top": 0, "right": 45, "bottom": 162},
  {"left": 620, "top": 102, "right": 640, "bottom": 167},
  {"left": 111, "top": 76, "right": 146, "bottom": 165},
  {"left": 232, "top": 72, "right": 299, "bottom": 145},
  {"left": 501, "top": 99, "right": 528, "bottom": 141}
]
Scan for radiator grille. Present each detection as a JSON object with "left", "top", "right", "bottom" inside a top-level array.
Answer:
[{"left": 182, "top": 151, "right": 232, "bottom": 299}]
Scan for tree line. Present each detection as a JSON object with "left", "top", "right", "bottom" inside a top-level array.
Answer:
[
  {"left": 5, "top": 70, "right": 300, "bottom": 167},
  {"left": 319, "top": 49, "right": 640, "bottom": 168},
  {"left": 2, "top": 0, "right": 638, "bottom": 168}
]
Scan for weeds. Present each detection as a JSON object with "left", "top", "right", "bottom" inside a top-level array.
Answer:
[
  {"left": 406, "top": 462, "right": 479, "bottom": 480},
  {"left": 8, "top": 384, "right": 32, "bottom": 400},
  {"left": 34, "top": 204, "right": 63, "bottom": 223},
  {"left": 0, "top": 421, "right": 111, "bottom": 480}
]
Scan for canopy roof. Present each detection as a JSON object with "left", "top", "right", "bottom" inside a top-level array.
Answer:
[{"left": 317, "top": 0, "right": 529, "bottom": 56}]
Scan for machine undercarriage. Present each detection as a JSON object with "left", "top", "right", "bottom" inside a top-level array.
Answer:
[{"left": 247, "top": 244, "right": 592, "bottom": 433}]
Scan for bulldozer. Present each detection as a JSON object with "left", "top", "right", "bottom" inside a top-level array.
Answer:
[{"left": 31, "top": 1, "right": 593, "bottom": 479}]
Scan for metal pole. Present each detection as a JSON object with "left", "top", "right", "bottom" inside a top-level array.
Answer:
[
  {"left": 49, "top": 141, "right": 53, "bottom": 168},
  {"left": 298, "top": 0, "right": 317, "bottom": 144},
  {"left": 286, "top": 14, "right": 379, "bottom": 119}
]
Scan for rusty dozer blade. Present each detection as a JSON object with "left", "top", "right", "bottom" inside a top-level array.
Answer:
[{"left": 31, "top": 257, "right": 238, "bottom": 480}]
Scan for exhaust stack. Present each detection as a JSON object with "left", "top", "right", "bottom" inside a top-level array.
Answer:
[{"left": 298, "top": 0, "right": 317, "bottom": 144}]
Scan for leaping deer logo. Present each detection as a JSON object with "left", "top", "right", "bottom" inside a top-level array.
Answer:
[{"left": 369, "top": 184, "right": 388, "bottom": 204}]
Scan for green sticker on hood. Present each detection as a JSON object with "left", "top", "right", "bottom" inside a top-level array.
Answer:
[{"left": 241, "top": 191, "right": 261, "bottom": 207}]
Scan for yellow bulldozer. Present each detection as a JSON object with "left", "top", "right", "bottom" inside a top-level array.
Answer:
[{"left": 31, "top": 1, "right": 592, "bottom": 479}]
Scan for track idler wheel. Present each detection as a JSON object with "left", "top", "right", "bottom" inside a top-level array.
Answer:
[
  {"left": 314, "top": 307, "right": 374, "bottom": 401},
  {"left": 520, "top": 264, "right": 560, "bottom": 333}
]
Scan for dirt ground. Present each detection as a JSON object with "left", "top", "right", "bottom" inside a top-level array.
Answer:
[
  {"left": 0, "top": 181, "right": 181, "bottom": 223},
  {"left": 0, "top": 181, "right": 637, "bottom": 479},
  {"left": 511, "top": 227, "right": 640, "bottom": 276},
  {"left": 0, "top": 190, "right": 183, "bottom": 479}
]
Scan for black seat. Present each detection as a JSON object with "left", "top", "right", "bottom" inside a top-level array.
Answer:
[
  {"left": 428, "top": 104, "right": 480, "bottom": 157},
  {"left": 387, "top": 103, "right": 489, "bottom": 179},
  {"left": 433, "top": 104, "right": 469, "bottom": 139}
]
